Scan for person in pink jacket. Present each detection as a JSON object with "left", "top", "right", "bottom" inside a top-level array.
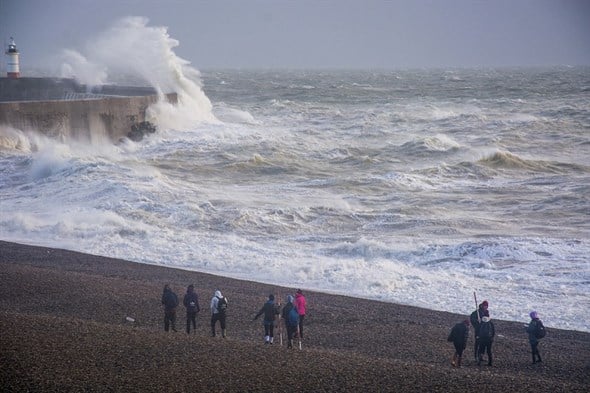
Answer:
[{"left": 294, "top": 289, "right": 307, "bottom": 339}]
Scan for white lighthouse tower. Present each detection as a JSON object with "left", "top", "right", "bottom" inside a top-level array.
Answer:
[{"left": 5, "top": 37, "right": 20, "bottom": 79}]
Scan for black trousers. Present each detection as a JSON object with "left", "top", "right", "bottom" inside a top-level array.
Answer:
[
  {"left": 164, "top": 309, "right": 176, "bottom": 332},
  {"left": 478, "top": 338, "right": 493, "bottom": 365},
  {"left": 211, "top": 312, "right": 226, "bottom": 335},
  {"left": 186, "top": 311, "right": 197, "bottom": 333},
  {"left": 264, "top": 320, "right": 275, "bottom": 337}
]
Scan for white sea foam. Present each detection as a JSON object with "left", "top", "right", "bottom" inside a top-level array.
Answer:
[{"left": 1, "top": 24, "right": 589, "bottom": 333}]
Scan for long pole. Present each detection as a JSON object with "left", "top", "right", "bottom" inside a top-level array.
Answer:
[
  {"left": 473, "top": 291, "right": 480, "bottom": 323},
  {"left": 277, "top": 291, "right": 283, "bottom": 346}
]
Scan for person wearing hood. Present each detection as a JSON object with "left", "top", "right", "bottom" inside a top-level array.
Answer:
[
  {"left": 477, "top": 311, "right": 495, "bottom": 366},
  {"left": 470, "top": 300, "right": 488, "bottom": 360},
  {"left": 294, "top": 289, "right": 307, "bottom": 339},
  {"left": 526, "top": 311, "right": 546, "bottom": 364},
  {"left": 253, "top": 294, "right": 280, "bottom": 344},
  {"left": 161, "top": 284, "right": 179, "bottom": 332},
  {"left": 447, "top": 319, "right": 470, "bottom": 368},
  {"left": 281, "top": 294, "right": 299, "bottom": 349},
  {"left": 210, "top": 289, "right": 228, "bottom": 337},
  {"left": 183, "top": 284, "right": 200, "bottom": 335}
]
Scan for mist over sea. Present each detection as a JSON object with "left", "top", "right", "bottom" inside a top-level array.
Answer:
[{"left": 1, "top": 18, "right": 589, "bottom": 332}]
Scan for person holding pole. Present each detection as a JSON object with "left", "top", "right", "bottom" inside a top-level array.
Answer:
[
  {"left": 294, "top": 289, "right": 307, "bottom": 340},
  {"left": 470, "top": 297, "right": 488, "bottom": 361}
]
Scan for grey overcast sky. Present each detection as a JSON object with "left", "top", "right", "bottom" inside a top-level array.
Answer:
[{"left": 1, "top": 0, "right": 589, "bottom": 70}]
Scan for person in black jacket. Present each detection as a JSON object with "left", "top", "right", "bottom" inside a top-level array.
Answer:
[
  {"left": 161, "top": 284, "right": 179, "bottom": 332},
  {"left": 253, "top": 294, "right": 280, "bottom": 344},
  {"left": 448, "top": 319, "right": 470, "bottom": 367},
  {"left": 477, "top": 311, "right": 495, "bottom": 366},
  {"left": 183, "top": 284, "right": 200, "bottom": 335},
  {"left": 526, "top": 310, "right": 545, "bottom": 364},
  {"left": 470, "top": 300, "right": 488, "bottom": 360}
]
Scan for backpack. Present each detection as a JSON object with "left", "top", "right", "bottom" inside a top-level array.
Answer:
[
  {"left": 287, "top": 305, "right": 299, "bottom": 327},
  {"left": 216, "top": 296, "right": 227, "bottom": 313},
  {"left": 535, "top": 320, "right": 546, "bottom": 339},
  {"left": 478, "top": 321, "right": 492, "bottom": 338}
]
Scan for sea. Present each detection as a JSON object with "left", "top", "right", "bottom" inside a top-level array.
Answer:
[{"left": 1, "top": 18, "right": 589, "bottom": 332}]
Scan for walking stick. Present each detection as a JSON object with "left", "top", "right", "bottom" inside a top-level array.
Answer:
[
  {"left": 473, "top": 291, "right": 480, "bottom": 323},
  {"left": 277, "top": 291, "right": 283, "bottom": 346}
]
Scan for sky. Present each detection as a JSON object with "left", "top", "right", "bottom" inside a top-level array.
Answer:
[{"left": 1, "top": 0, "right": 589, "bottom": 70}]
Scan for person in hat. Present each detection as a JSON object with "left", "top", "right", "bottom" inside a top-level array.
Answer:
[
  {"left": 183, "top": 284, "right": 200, "bottom": 334},
  {"left": 161, "top": 284, "right": 179, "bottom": 332},
  {"left": 526, "top": 311, "right": 546, "bottom": 364},
  {"left": 281, "top": 294, "right": 299, "bottom": 349},
  {"left": 447, "top": 319, "right": 470, "bottom": 367},
  {"left": 470, "top": 300, "right": 488, "bottom": 360},
  {"left": 294, "top": 289, "right": 307, "bottom": 339},
  {"left": 253, "top": 294, "right": 280, "bottom": 344},
  {"left": 477, "top": 310, "right": 495, "bottom": 366}
]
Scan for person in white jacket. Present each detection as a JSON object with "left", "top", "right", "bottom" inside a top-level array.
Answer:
[{"left": 210, "top": 290, "right": 228, "bottom": 337}]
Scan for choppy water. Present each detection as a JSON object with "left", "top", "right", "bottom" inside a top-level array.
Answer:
[{"left": 0, "top": 18, "right": 589, "bottom": 332}]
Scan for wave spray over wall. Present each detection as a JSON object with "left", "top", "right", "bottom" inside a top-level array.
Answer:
[{"left": 60, "top": 16, "right": 217, "bottom": 131}]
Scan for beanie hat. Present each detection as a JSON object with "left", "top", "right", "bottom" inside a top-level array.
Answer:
[
  {"left": 482, "top": 300, "right": 489, "bottom": 308},
  {"left": 269, "top": 294, "right": 274, "bottom": 301},
  {"left": 297, "top": 289, "right": 303, "bottom": 294},
  {"left": 530, "top": 311, "right": 538, "bottom": 319}
]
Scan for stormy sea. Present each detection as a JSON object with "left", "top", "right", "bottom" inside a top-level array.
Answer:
[{"left": 1, "top": 17, "right": 588, "bottom": 332}]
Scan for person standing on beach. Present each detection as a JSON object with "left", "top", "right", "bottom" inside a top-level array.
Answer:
[
  {"left": 281, "top": 295, "right": 299, "bottom": 349},
  {"left": 253, "top": 294, "right": 280, "bottom": 344},
  {"left": 470, "top": 300, "right": 488, "bottom": 360},
  {"left": 526, "top": 311, "right": 546, "bottom": 364},
  {"left": 477, "top": 311, "right": 495, "bottom": 366},
  {"left": 447, "top": 319, "right": 470, "bottom": 367},
  {"left": 294, "top": 289, "right": 307, "bottom": 339},
  {"left": 183, "top": 284, "right": 200, "bottom": 335},
  {"left": 161, "top": 284, "right": 179, "bottom": 332},
  {"left": 210, "top": 290, "right": 228, "bottom": 338}
]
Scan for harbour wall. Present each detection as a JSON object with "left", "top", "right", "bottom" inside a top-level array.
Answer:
[{"left": 0, "top": 78, "right": 177, "bottom": 142}]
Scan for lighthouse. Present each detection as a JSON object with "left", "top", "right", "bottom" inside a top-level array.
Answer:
[{"left": 5, "top": 37, "right": 20, "bottom": 79}]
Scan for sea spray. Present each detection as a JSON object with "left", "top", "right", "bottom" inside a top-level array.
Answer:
[{"left": 59, "top": 16, "right": 216, "bottom": 131}]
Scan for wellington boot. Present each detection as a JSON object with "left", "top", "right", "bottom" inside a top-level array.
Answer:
[
  {"left": 222, "top": 329, "right": 227, "bottom": 338},
  {"left": 457, "top": 355, "right": 462, "bottom": 368}
]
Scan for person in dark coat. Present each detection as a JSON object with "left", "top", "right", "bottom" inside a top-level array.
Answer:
[
  {"left": 253, "top": 294, "right": 280, "bottom": 344},
  {"left": 477, "top": 311, "right": 495, "bottom": 366},
  {"left": 161, "top": 284, "right": 179, "bottom": 332},
  {"left": 183, "top": 284, "right": 200, "bottom": 335},
  {"left": 281, "top": 295, "right": 299, "bottom": 349},
  {"left": 526, "top": 310, "right": 545, "bottom": 364},
  {"left": 448, "top": 319, "right": 470, "bottom": 367},
  {"left": 470, "top": 300, "right": 488, "bottom": 360}
]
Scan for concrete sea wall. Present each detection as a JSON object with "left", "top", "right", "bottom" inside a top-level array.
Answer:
[{"left": 0, "top": 78, "right": 177, "bottom": 142}]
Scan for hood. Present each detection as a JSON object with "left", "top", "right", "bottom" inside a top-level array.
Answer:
[
  {"left": 215, "top": 290, "right": 222, "bottom": 298},
  {"left": 287, "top": 295, "right": 294, "bottom": 303},
  {"left": 187, "top": 285, "right": 194, "bottom": 293}
]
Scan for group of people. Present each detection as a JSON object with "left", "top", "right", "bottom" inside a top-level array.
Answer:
[
  {"left": 161, "top": 284, "right": 228, "bottom": 338},
  {"left": 253, "top": 289, "right": 307, "bottom": 349},
  {"left": 161, "top": 284, "right": 307, "bottom": 349},
  {"left": 447, "top": 299, "right": 547, "bottom": 368}
]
